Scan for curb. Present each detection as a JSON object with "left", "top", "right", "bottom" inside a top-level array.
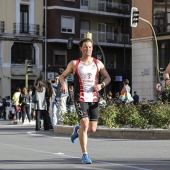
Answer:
[{"left": 53, "top": 125, "right": 170, "bottom": 139}]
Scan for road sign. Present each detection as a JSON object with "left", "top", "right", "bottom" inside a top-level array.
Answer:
[{"left": 155, "top": 82, "right": 163, "bottom": 92}]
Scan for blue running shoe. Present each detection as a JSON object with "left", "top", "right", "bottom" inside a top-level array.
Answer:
[
  {"left": 82, "top": 154, "right": 92, "bottom": 164},
  {"left": 71, "top": 125, "right": 80, "bottom": 143}
]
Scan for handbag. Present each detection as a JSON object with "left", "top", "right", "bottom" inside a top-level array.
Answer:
[
  {"left": 32, "top": 90, "right": 39, "bottom": 103},
  {"left": 125, "top": 86, "right": 134, "bottom": 103}
]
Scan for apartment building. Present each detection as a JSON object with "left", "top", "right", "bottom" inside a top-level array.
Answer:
[
  {"left": 45, "top": 0, "right": 132, "bottom": 95},
  {"left": 132, "top": 0, "right": 170, "bottom": 101},
  {"left": 0, "top": 0, "right": 44, "bottom": 98}
]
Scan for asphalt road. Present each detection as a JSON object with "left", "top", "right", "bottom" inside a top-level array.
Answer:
[{"left": 0, "top": 122, "right": 170, "bottom": 170}]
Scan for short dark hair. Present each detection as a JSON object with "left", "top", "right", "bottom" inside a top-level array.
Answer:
[
  {"left": 123, "top": 79, "right": 129, "bottom": 84},
  {"left": 78, "top": 38, "right": 94, "bottom": 47}
]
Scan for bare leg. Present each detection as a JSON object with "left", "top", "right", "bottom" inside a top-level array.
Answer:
[{"left": 79, "top": 118, "right": 97, "bottom": 153}]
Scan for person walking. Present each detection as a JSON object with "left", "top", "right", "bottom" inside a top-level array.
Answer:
[
  {"left": 59, "top": 38, "right": 111, "bottom": 164},
  {"left": 67, "top": 85, "right": 75, "bottom": 113},
  {"left": 33, "top": 78, "right": 47, "bottom": 131},
  {"left": 52, "top": 75, "right": 62, "bottom": 125},
  {"left": 12, "top": 87, "right": 21, "bottom": 121},
  {"left": 19, "top": 87, "right": 31, "bottom": 124},
  {"left": 58, "top": 68, "right": 69, "bottom": 115},
  {"left": 119, "top": 79, "right": 132, "bottom": 104},
  {"left": 133, "top": 91, "right": 139, "bottom": 105}
]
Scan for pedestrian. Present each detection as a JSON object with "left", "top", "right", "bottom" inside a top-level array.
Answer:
[
  {"left": 32, "top": 77, "right": 47, "bottom": 130},
  {"left": 58, "top": 68, "right": 69, "bottom": 115},
  {"left": 67, "top": 85, "right": 75, "bottom": 113},
  {"left": 119, "top": 79, "right": 133, "bottom": 104},
  {"left": 12, "top": 87, "right": 22, "bottom": 121},
  {"left": 52, "top": 75, "right": 61, "bottom": 125},
  {"left": 59, "top": 38, "right": 111, "bottom": 164},
  {"left": 106, "top": 91, "right": 114, "bottom": 106},
  {"left": 133, "top": 91, "right": 139, "bottom": 105},
  {"left": 99, "top": 94, "right": 106, "bottom": 108},
  {"left": 45, "top": 79, "right": 54, "bottom": 129},
  {"left": 19, "top": 87, "right": 31, "bottom": 124}
]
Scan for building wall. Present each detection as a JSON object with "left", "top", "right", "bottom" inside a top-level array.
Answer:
[
  {"left": 131, "top": 0, "right": 157, "bottom": 101},
  {"left": 0, "top": 0, "right": 44, "bottom": 98}
]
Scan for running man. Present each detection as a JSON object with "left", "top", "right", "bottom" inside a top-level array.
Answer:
[{"left": 59, "top": 38, "right": 111, "bottom": 164}]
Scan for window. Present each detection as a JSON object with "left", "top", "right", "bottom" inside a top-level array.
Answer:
[
  {"left": 20, "top": 5, "right": 29, "bottom": 33},
  {"left": 11, "top": 43, "right": 35, "bottom": 64},
  {"left": 61, "top": 16, "right": 75, "bottom": 33},
  {"left": 54, "top": 51, "right": 67, "bottom": 67}
]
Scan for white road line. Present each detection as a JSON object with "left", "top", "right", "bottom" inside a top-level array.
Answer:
[{"left": 0, "top": 141, "right": 153, "bottom": 170}]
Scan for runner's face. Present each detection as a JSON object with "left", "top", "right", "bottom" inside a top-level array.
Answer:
[{"left": 80, "top": 41, "right": 93, "bottom": 57}]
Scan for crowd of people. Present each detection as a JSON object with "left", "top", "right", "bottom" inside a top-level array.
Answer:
[{"left": 0, "top": 69, "right": 76, "bottom": 130}]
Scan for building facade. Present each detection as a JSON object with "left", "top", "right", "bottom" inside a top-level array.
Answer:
[
  {"left": 0, "top": 0, "right": 44, "bottom": 98},
  {"left": 132, "top": 0, "right": 170, "bottom": 101},
  {"left": 45, "top": 0, "right": 132, "bottom": 96}
]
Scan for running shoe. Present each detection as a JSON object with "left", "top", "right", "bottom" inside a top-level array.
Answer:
[
  {"left": 71, "top": 125, "right": 80, "bottom": 143},
  {"left": 82, "top": 154, "right": 92, "bottom": 164}
]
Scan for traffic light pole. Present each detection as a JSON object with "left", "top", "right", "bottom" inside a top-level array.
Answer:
[
  {"left": 25, "top": 59, "right": 28, "bottom": 88},
  {"left": 25, "top": 74, "right": 28, "bottom": 89},
  {"left": 139, "top": 17, "right": 159, "bottom": 83}
]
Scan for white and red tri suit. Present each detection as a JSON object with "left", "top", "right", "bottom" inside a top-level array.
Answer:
[{"left": 74, "top": 58, "right": 99, "bottom": 102}]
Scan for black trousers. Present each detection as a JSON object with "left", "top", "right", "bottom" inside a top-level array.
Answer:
[{"left": 35, "top": 110, "right": 51, "bottom": 131}]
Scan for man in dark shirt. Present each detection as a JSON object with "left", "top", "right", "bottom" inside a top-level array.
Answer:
[{"left": 133, "top": 91, "right": 139, "bottom": 105}]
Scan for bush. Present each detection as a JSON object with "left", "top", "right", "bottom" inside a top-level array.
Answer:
[
  {"left": 62, "top": 102, "right": 170, "bottom": 129},
  {"left": 116, "top": 104, "right": 148, "bottom": 128},
  {"left": 98, "top": 105, "right": 119, "bottom": 128},
  {"left": 62, "top": 112, "right": 79, "bottom": 126}
]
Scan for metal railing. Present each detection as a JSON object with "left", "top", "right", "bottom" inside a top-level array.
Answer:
[
  {"left": 0, "top": 21, "right": 5, "bottom": 33},
  {"left": 80, "top": 0, "right": 130, "bottom": 14},
  {"left": 13, "top": 23, "right": 40, "bottom": 35},
  {"left": 80, "top": 29, "right": 130, "bottom": 44}
]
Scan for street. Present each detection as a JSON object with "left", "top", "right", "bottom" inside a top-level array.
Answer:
[{"left": 0, "top": 122, "right": 170, "bottom": 170}]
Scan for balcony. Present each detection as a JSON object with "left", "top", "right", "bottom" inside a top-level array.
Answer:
[
  {"left": 80, "top": 29, "right": 130, "bottom": 45},
  {"left": 80, "top": 0, "right": 130, "bottom": 14},
  {"left": 13, "top": 23, "right": 40, "bottom": 36},
  {"left": 0, "top": 21, "right": 5, "bottom": 33}
]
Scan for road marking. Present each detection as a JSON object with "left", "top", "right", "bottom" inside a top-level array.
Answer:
[{"left": 0, "top": 141, "right": 156, "bottom": 170}]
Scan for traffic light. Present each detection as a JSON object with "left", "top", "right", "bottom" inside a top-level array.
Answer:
[
  {"left": 159, "top": 68, "right": 165, "bottom": 81},
  {"left": 131, "top": 7, "right": 139, "bottom": 27},
  {"left": 25, "top": 59, "right": 33, "bottom": 75}
]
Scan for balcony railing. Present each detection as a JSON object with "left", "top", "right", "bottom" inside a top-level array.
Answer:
[
  {"left": 0, "top": 21, "right": 5, "bottom": 33},
  {"left": 13, "top": 23, "right": 40, "bottom": 36},
  {"left": 81, "top": 0, "right": 130, "bottom": 14},
  {"left": 80, "top": 29, "right": 130, "bottom": 44}
]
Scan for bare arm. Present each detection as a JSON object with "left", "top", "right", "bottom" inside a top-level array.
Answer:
[
  {"left": 163, "top": 63, "right": 170, "bottom": 86},
  {"left": 59, "top": 60, "right": 76, "bottom": 93},
  {"left": 93, "top": 60, "right": 111, "bottom": 92}
]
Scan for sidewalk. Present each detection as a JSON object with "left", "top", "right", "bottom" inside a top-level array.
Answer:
[
  {"left": 1, "top": 119, "right": 170, "bottom": 139},
  {"left": 0, "top": 119, "right": 35, "bottom": 125},
  {"left": 53, "top": 125, "right": 170, "bottom": 139}
]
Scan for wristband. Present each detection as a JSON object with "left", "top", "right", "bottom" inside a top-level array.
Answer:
[
  {"left": 165, "top": 78, "right": 169, "bottom": 82},
  {"left": 101, "top": 82, "right": 105, "bottom": 89}
]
